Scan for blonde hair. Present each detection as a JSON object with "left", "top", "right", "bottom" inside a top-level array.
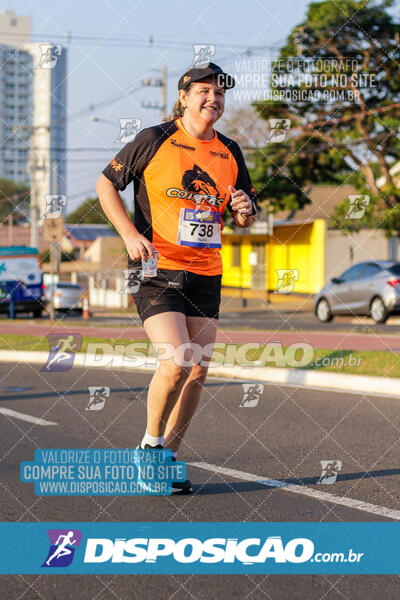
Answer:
[
  {"left": 164, "top": 83, "right": 194, "bottom": 122},
  {"left": 167, "top": 98, "right": 185, "bottom": 121}
]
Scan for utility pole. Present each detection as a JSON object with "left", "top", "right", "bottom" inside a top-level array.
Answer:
[
  {"left": 25, "top": 124, "right": 50, "bottom": 248},
  {"left": 50, "top": 160, "right": 61, "bottom": 272},
  {"left": 8, "top": 214, "right": 13, "bottom": 245},
  {"left": 266, "top": 203, "right": 274, "bottom": 304},
  {"left": 48, "top": 160, "right": 62, "bottom": 321},
  {"left": 161, "top": 65, "right": 167, "bottom": 121},
  {"left": 141, "top": 66, "right": 167, "bottom": 120},
  {"left": 29, "top": 127, "right": 38, "bottom": 249}
]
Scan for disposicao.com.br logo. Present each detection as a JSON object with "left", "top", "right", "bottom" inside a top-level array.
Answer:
[{"left": 82, "top": 536, "right": 363, "bottom": 565}]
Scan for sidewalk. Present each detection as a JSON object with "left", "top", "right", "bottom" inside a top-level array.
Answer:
[{"left": 220, "top": 290, "right": 314, "bottom": 313}]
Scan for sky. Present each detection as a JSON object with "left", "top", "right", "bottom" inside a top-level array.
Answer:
[{"left": 3, "top": 0, "right": 400, "bottom": 213}]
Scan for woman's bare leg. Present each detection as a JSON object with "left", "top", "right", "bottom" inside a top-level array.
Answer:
[
  {"left": 163, "top": 316, "right": 218, "bottom": 453},
  {"left": 143, "top": 311, "right": 191, "bottom": 438}
]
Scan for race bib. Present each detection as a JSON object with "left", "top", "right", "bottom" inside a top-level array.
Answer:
[{"left": 177, "top": 208, "right": 221, "bottom": 248}]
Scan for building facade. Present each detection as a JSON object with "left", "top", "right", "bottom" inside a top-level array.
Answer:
[
  {"left": 0, "top": 43, "right": 33, "bottom": 186},
  {"left": 0, "top": 10, "right": 67, "bottom": 219}
]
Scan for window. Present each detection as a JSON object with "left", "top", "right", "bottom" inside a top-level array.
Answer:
[
  {"left": 388, "top": 264, "right": 400, "bottom": 276},
  {"left": 361, "top": 263, "right": 382, "bottom": 278},
  {"left": 340, "top": 264, "right": 365, "bottom": 282},
  {"left": 57, "top": 283, "right": 82, "bottom": 290},
  {"left": 231, "top": 244, "right": 241, "bottom": 267}
]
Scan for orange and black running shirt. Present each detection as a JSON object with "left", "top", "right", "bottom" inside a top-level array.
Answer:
[{"left": 102, "top": 117, "right": 257, "bottom": 276}]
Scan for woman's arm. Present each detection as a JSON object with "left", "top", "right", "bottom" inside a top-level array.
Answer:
[
  {"left": 228, "top": 185, "right": 258, "bottom": 228},
  {"left": 234, "top": 211, "right": 258, "bottom": 228},
  {"left": 95, "top": 173, "right": 156, "bottom": 261}
]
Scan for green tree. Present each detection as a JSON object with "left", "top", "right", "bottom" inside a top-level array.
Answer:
[
  {"left": 251, "top": 0, "right": 400, "bottom": 234},
  {"left": 65, "top": 197, "right": 109, "bottom": 224},
  {"left": 0, "top": 178, "right": 29, "bottom": 224},
  {"left": 65, "top": 196, "right": 133, "bottom": 227}
]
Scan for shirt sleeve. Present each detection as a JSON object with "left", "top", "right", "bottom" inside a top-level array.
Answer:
[
  {"left": 101, "top": 127, "right": 161, "bottom": 191},
  {"left": 231, "top": 142, "right": 258, "bottom": 215}
]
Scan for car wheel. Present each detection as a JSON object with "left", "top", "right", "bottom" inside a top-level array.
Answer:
[
  {"left": 316, "top": 298, "right": 333, "bottom": 322},
  {"left": 370, "top": 296, "right": 388, "bottom": 324}
]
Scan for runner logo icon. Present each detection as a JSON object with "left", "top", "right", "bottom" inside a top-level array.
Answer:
[
  {"left": 192, "top": 44, "right": 216, "bottom": 68},
  {"left": 317, "top": 460, "right": 342, "bottom": 485},
  {"left": 42, "top": 334, "right": 82, "bottom": 372},
  {"left": 116, "top": 118, "right": 142, "bottom": 143},
  {"left": 37, "top": 44, "right": 62, "bottom": 69},
  {"left": 240, "top": 383, "right": 264, "bottom": 407},
  {"left": 275, "top": 269, "right": 299, "bottom": 294},
  {"left": 86, "top": 386, "right": 110, "bottom": 411},
  {"left": 120, "top": 269, "right": 144, "bottom": 294},
  {"left": 42, "top": 194, "right": 67, "bottom": 219},
  {"left": 42, "top": 529, "right": 82, "bottom": 567},
  {"left": 267, "top": 119, "right": 291, "bottom": 143},
  {"left": 345, "top": 195, "right": 370, "bottom": 219}
]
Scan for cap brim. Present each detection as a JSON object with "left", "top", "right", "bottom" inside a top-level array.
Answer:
[{"left": 184, "top": 72, "right": 235, "bottom": 90}]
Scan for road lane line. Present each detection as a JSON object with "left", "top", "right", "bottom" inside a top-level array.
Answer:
[
  {"left": 189, "top": 462, "right": 400, "bottom": 521},
  {"left": 0, "top": 408, "right": 57, "bottom": 426}
]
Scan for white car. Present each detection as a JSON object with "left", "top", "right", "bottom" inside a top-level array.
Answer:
[
  {"left": 314, "top": 260, "right": 400, "bottom": 324},
  {"left": 44, "top": 282, "right": 83, "bottom": 313}
]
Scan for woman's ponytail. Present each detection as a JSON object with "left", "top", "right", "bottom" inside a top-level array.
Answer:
[{"left": 163, "top": 84, "right": 193, "bottom": 122}]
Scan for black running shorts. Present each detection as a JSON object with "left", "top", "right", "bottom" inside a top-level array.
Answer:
[{"left": 130, "top": 268, "right": 222, "bottom": 322}]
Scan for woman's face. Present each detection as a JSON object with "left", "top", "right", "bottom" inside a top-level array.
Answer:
[{"left": 180, "top": 78, "right": 225, "bottom": 126}]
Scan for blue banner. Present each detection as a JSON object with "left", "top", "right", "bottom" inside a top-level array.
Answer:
[
  {"left": 0, "top": 522, "right": 398, "bottom": 574},
  {"left": 20, "top": 449, "right": 186, "bottom": 496}
]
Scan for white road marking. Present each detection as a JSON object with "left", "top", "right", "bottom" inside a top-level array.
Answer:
[
  {"left": 189, "top": 462, "right": 400, "bottom": 521},
  {"left": 0, "top": 407, "right": 57, "bottom": 426}
]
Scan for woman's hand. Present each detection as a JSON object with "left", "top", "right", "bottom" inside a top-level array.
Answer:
[
  {"left": 123, "top": 230, "right": 157, "bottom": 262},
  {"left": 228, "top": 185, "right": 253, "bottom": 215}
]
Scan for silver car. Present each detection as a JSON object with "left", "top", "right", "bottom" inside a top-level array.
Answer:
[
  {"left": 44, "top": 282, "right": 83, "bottom": 313},
  {"left": 314, "top": 260, "right": 400, "bottom": 323}
]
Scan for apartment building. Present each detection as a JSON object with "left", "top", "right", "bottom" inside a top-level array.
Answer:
[{"left": 0, "top": 9, "right": 67, "bottom": 218}]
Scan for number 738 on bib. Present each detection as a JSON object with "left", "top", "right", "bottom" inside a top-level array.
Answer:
[{"left": 177, "top": 208, "right": 222, "bottom": 248}]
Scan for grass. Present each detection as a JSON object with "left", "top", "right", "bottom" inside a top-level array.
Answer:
[
  {"left": 0, "top": 334, "right": 399, "bottom": 378},
  {"left": 0, "top": 334, "right": 151, "bottom": 354},
  {"left": 289, "top": 348, "right": 400, "bottom": 378}
]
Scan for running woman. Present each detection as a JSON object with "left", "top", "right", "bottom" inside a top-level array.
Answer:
[{"left": 96, "top": 63, "right": 258, "bottom": 494}]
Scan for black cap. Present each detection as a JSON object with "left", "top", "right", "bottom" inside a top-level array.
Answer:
[{"left": 178, "top": 62, "right": 235, "bottom": 91}]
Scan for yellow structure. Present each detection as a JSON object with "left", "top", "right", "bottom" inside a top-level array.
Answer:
[{"left": 221, "top": 219, "right": 325, "bottom": 294}]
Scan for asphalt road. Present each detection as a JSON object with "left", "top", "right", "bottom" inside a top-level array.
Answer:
[
  {"left": 0, "top": 363, "right": 399, "bottom": 598},
  {"left": 3, "top": 308, "right": 400, "bottom": 334},
  {"left": 220, "top": 309, "right": 400, "bottom": 333}
]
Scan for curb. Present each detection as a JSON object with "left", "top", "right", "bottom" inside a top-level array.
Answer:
[
  {"left": 209, "top": 365, "right": 399, "bottom": 398},
  {"left": 0, "top": 350, "right": 398, "bottom": 398}
]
